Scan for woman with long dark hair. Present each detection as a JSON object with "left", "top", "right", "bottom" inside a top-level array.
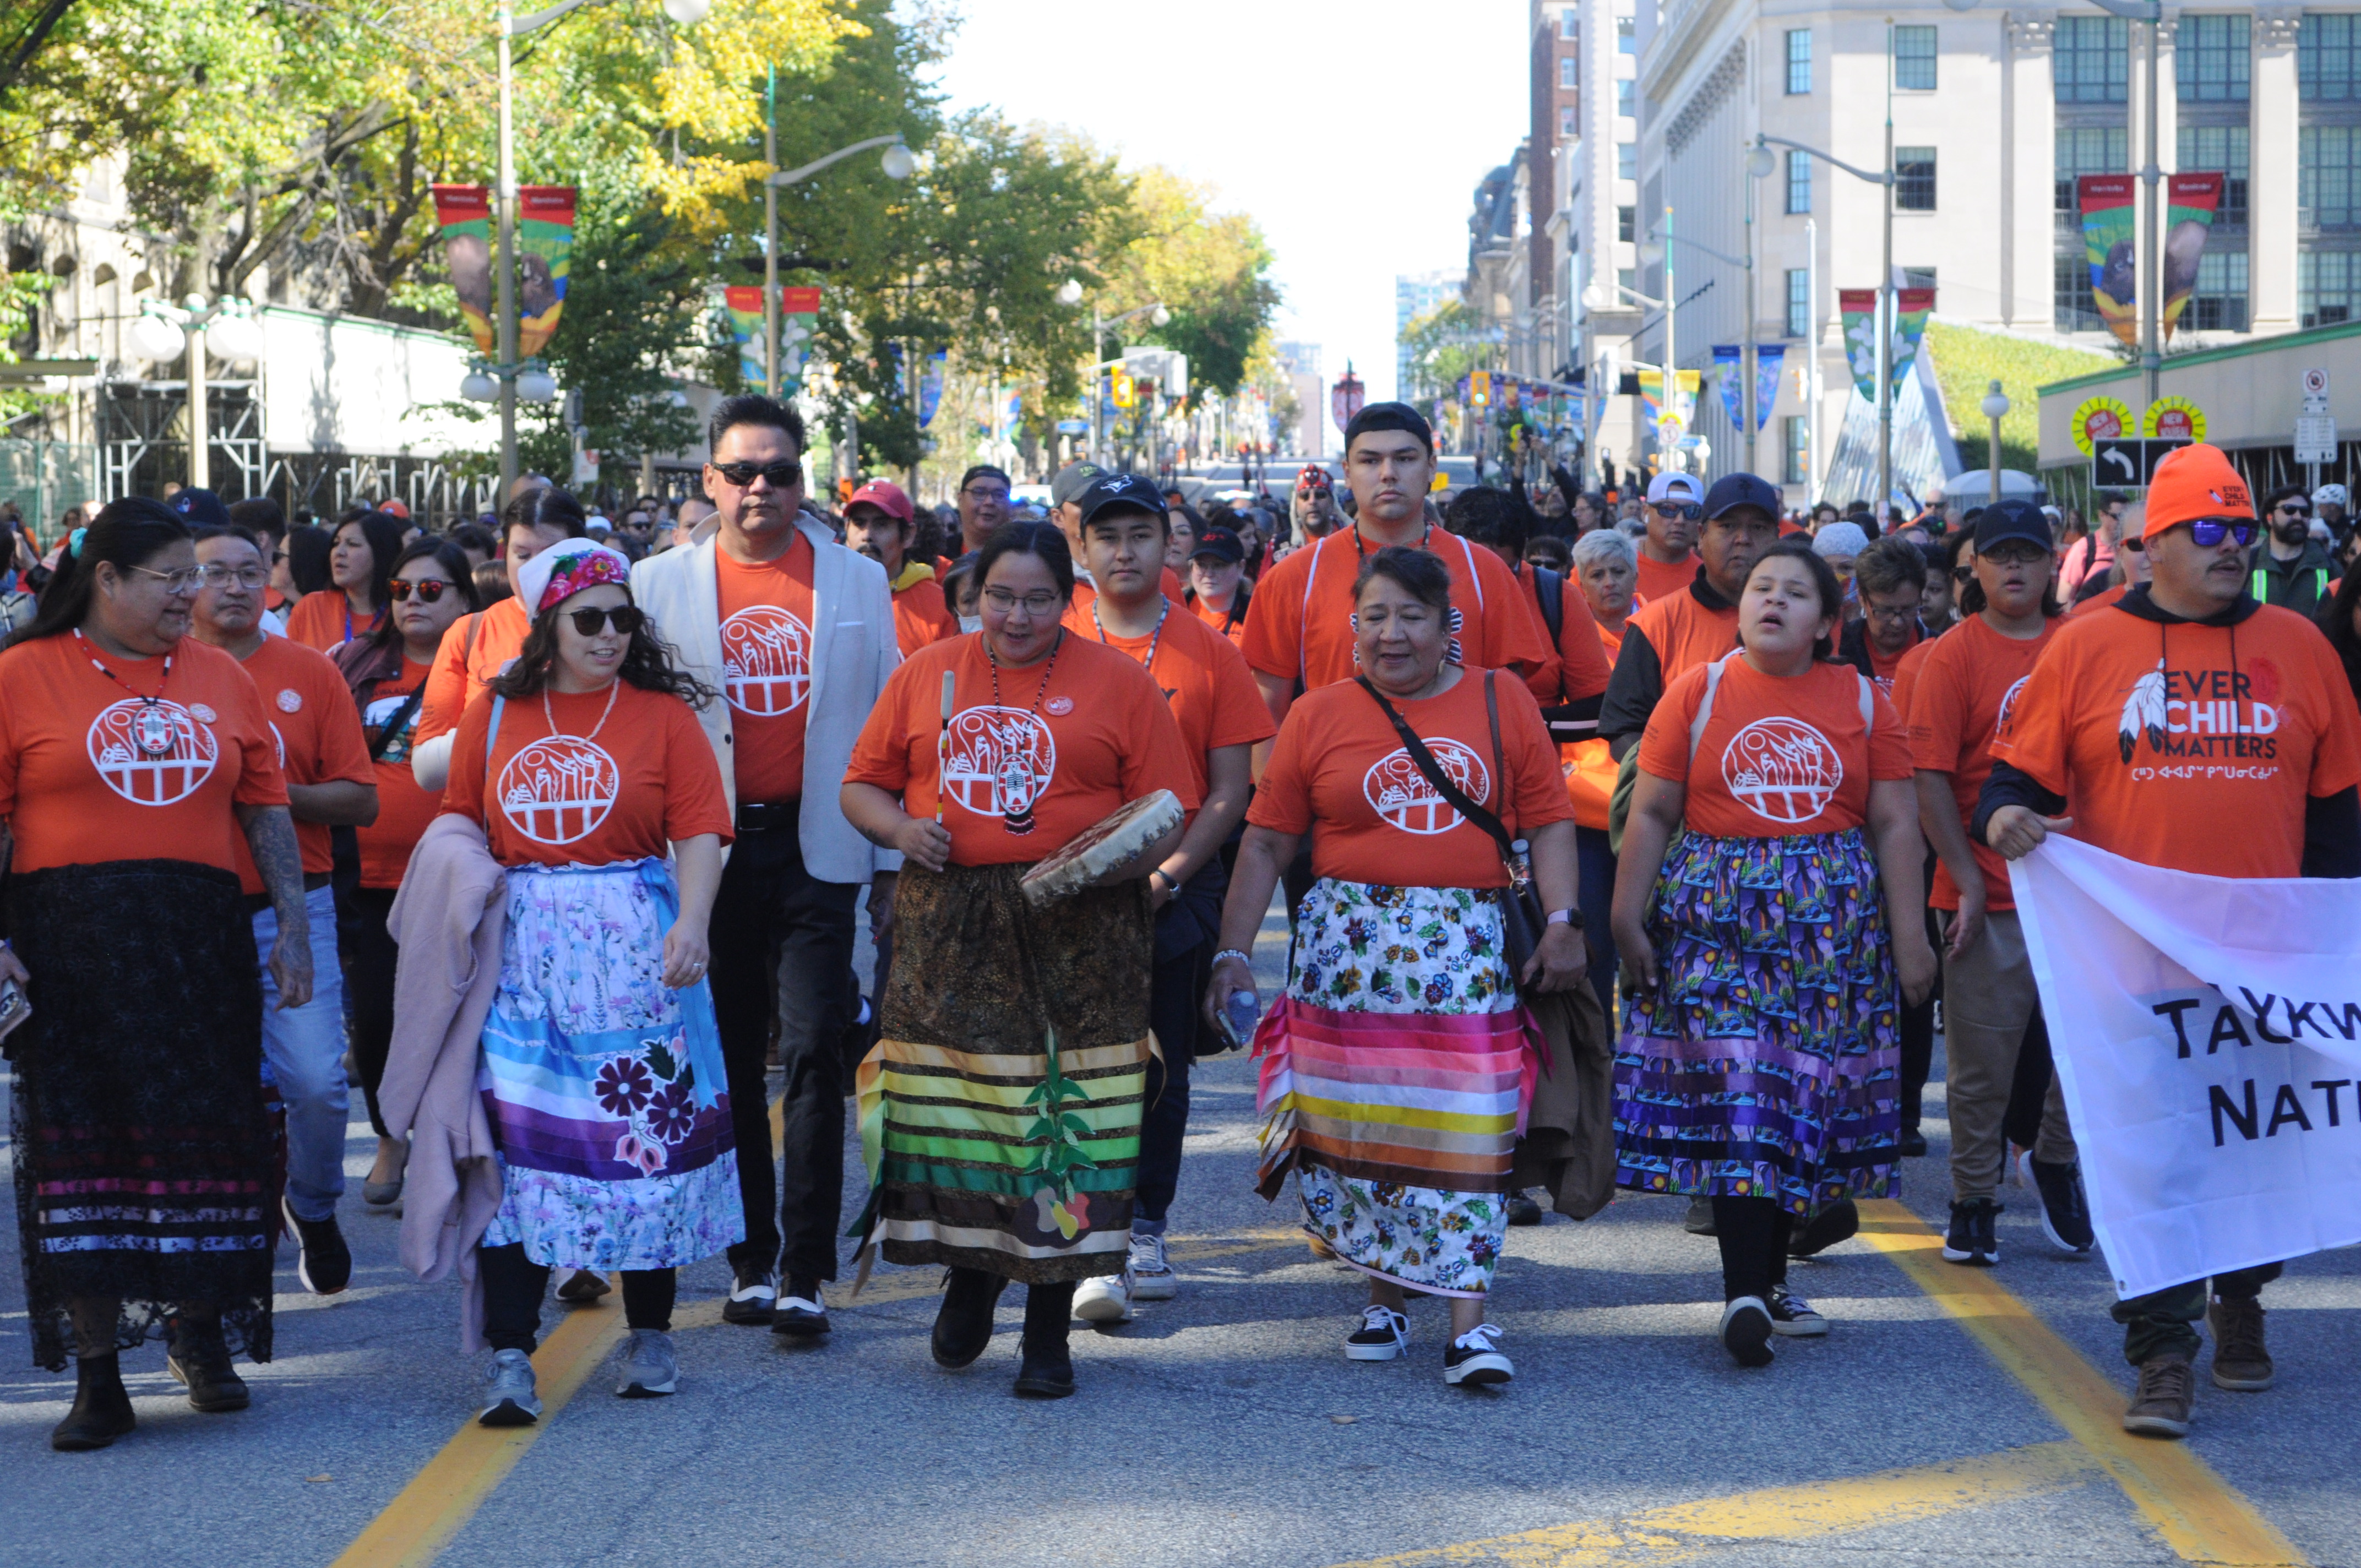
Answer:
[
  {"left": 438, "top": 540, "right": 738, "bottom": 1420},
  {"left": 333, "top": 537, "right": 480, "bottom": 1206},
  {"left": 0, "top": 498, "right": 312, "bottom": 1449},
  {"left": 285, "top": 509, "right": 405, "bottom": 651}
]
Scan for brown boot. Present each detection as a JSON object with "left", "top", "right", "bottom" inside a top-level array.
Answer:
[
  {"left": 2207, "top": 1295, "right": 2275, "bottom": 1391},
  {"left": 2123, "top": 1351, "right": 2196, "bottom": 1438}
]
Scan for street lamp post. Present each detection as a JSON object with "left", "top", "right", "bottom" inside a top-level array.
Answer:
[
  {"left": 129, "top": 296, "right": 265, "bottom": 491},
  {"left": 1654, "top": 221, "right": 1761, "bottom": 473},
  {"left": 761, "top": 130, "right": 916, "bottom": 397},
  {"left": 1063, "top": 291, "right": 1168, "bottom": 469},
  {"left": 1982, "top": 380, "right": 2011, "bottom": 504}
]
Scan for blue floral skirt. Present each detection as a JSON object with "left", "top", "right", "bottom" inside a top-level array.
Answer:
[
  {"left": 1613, "top": 829, "right": 1901, "bottom": 1215},
  {"left": 478, "top": 859, "right": 743, "bottom": 1271}
]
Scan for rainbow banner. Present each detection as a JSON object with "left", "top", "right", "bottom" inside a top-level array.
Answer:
[
  {"left": 1892, "top": 287, "right": 1934, "bottom": 398},
  {"left": 1838, "top": 289, "right": 1933, "bottom": 402},
  {"left": 779, "top": 285, "right": 820, "bottom": 394},
  {"left": 2162, "top": 172, "right": 2224, "bottom": 341},
  {"left": 2080, "top": 173, "right": 2139, "bottom": 346},
  {"left": 723, "top": 285, "right": 824, "bottom": 392},
  {"left": 724, "top": 286, "right": 766, "bottom": 387},
  {"left": 431, "top": 184, "right": 494, "bottom": 354},
  {"left": 514, "top": 186, "right": 575, "bottom": 359}
]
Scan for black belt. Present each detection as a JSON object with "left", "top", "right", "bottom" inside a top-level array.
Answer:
[
  {"left": 736, "top": 797, "right": 801, "bottom": 834},
  {"left": 245, "top": 869, "right": 333, "bottom": 916}
]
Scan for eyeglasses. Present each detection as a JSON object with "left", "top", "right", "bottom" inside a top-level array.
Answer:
[
  {"left": 389, "top": 578, "right": 455, "bottom": 603},
  {"left": 197, "top": 564, "right": 270, "bottom": 589},
  {"left": 565, "top": 605, "right": 645, "bottom": 636},
  {"left": 710, "top": 460, "right": 803, "bottom": 489},
  {"left": 2188, "top": 519, "right": 2259, "bottom": 548},
  {"left": 1979, "top": 543, "right": 2050, "bottom": 567},
  {"left": 1651, "top": 502, "right": 1704, "bottom": 521},
  {"left": 961, "top": 484, "right": 1010, "bottom": 503},
  {"left": 2119, "top": 535, "right": 2146, "bottom": 554},
  {"left": 981, "top": 586, "right": 1064, "bottom": 615},
  {"left": 1864, "top": 601, "right": 1920, "bottom": 623},
  {"left": 127, "top": 564, "right": 204, "bottom": 593}
]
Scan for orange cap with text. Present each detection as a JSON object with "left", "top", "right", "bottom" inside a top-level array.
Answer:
[{"left": 2142, "top": 442, "right": 2254, "bottom": 539}]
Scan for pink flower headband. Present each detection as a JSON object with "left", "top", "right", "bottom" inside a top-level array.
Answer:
[{"left": 518, "top": 542, "right": 634, "bottom": 616}]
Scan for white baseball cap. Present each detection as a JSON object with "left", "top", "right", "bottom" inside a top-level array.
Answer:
[{"left": 1646, "top": 472, "right": 1704, "bottom": 505}]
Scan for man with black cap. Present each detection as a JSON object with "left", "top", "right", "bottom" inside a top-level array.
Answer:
[
  {"left": 1055, "top": 460, "right": 1185, "bottom": 616},
  {"left": 954, "top": 464, "right": 1013, "bottom": 555},
  {"left": 1185, "top": 524, "right": 1252, "bottom": 645},
  {"left": 1907, "top": 498, "right": 2081, "bottom": 1273}
]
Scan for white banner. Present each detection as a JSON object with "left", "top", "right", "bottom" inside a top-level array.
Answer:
[{"left": 2009, "top": 837, "right": 2361, "bottom": 1298}]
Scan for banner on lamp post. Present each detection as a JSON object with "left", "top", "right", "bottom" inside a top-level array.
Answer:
[
  {"left": 779, "top": 285, "right": 821, "bottom": 394},
  {"left": 2080, "top": 174, "right": 2140, "bottom": 347},
  {"left": 1838, "top": 289, "right": 1880, "bottom": 403},
  {"left": 513, "top": 186, "right": 576, "bottom": 359},
  {"left": 2162, "top": 172, "right": 2225, "bottom": 342},
  {"left": 1891, "top": 288, "right": 1934, "bottom": 400},
  {"left": 723, "top": 286, "right": 767, "bottom": 388},
  {"left": 918, "top": 348, "right": 946, "bottom": 428},
  {"left": 430, "top": 184, "right": 495, "bottom": 355},
  {"left": 1710, "top": 347, "right": 1788, "bottom": 435}
]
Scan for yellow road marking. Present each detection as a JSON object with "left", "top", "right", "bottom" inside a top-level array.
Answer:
[
  {"left": 1854, "top": 1199, "right": 2308, "bottom": 1568},
  {"left": 1326, "top": 1442, "right": 2100, "bottom": 1567}
]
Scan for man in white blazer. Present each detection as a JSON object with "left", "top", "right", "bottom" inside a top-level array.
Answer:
[{"left": 632, "top": 395, "right": 901, "bottom": 1339}]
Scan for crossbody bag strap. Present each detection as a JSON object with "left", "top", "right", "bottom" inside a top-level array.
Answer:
[
  {"left": 367, "top": 685, "right": 426, "bottom": 763},
  {"left": 1354, "top": 675, "right": 1515, "bottom": 859},
  {"left": 1686, "top": 652, "right": 1738, "bottom": 769},
  {"left": 1482, "top": 669, "right": 1514, "bottom": 841},
  {"left": 486, "top": 695, "right": 505, "bottom": 795}
]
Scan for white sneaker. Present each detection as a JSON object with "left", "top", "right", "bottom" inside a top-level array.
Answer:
[
  {"left": 1072, "top": 1268, "right": 1135, "bottom": 1323},
  {"left": 1444, "top": 1322, "right": 1514, "bottom": 1386},
  {"left": 1345, "top": 1304, "right": 1410, "bottom": 1361},
  {"left": 1128, "top": 1232, "right": 1178, "bottom": 1301}
]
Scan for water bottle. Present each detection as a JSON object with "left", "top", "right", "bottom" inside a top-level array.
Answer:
[{"left": 1222, "top": 988, "right": 1262, "bottom": 1049}]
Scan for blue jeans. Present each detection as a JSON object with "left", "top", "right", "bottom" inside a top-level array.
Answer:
[{"left": 253, "top": 884, "right": 350, "bottom": 1222}]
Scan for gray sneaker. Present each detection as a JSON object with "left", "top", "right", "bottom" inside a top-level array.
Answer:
[
  {"left": 480, "top": 1348, "right": 542, "bottom": 1427},
  {"left": 616, "top": 1329, "right": 678, "bottom": 1398}
]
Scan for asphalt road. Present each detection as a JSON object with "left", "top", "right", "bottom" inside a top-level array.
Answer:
[{"left": 2, "top": 895, "right": 2356, "bottom": 1568}]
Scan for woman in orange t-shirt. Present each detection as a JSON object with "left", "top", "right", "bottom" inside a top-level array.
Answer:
[
  {"left": 0, "top": 499, "right": 306, "bottom": 1447},
  {"left": 840, "top": 521, "right": 1194, "bottom": 1400},
  {"left": 438, "top": 541, "right": 738, "bottom": 1415},
  {"left": 1207, "top": 547, "right": 1586, "bottom": 1390},
  {"left": 1613, "top": 540, "right": 1934, "bottom": 1368},
  {"left": 283, "top": 509, "right": 402, "bottom": 651}
]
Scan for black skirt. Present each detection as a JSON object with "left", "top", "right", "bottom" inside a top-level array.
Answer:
[{"left": 8, "top": 859, "right": 274, "bottom": 1370}]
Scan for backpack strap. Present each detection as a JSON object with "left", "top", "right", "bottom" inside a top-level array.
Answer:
[
  {"left": 1856, "top": 669, "right": 1876, "bottom": 728},
  {"left": 1534, "top": 563, "right": 1564, "bottom": 646},
  {"left": 485, "top": 695, "right": 505, "bottom": 796}
]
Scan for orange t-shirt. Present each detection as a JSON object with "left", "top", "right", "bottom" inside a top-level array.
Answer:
[
  {"left": 1597, "top": 616, "right": 1628, "bottom": 668},
  {"left": 1887, "top": 631, "right": 1940, "bottom": 726},
  {"left": 1189, "top": 589, "right": 1250, "bottom": 648},
  {"left": 1990, "top": 601, "right": 2361, "bottom": 880},
  {"left": 2069, "top": 582, "right": 2130, "bottom": 618},
  {"left": 845, "top": 631, "right": 1200, "bottom": 868},
  {"left": 1634, "top": 548, "right": 1699, "bottom": 606},
  {"left": 1064, "top": 597, "right": 1277, "bottom": 803},
  {"left": 442, "top": 682, "right": 733, "bottom": 869},
  {"left": 357, "top": 655, "right": 439, "bottom": 889},
  {"left": 232, "top": 635, "right": 375, "bottom": 895},
  {"left": 1561, "top": 737, "right": 1618, "bottom": 830},
  {"left": 1069, "top": 569, "right": 1187, "bottom": 626},
  {"left": 715, "top": 534, "right": 818, "bottom": 807},
  {"left": 1638, "top": 654, "right": 1912, "bottom": 839},
  {"left": 418, "top": 595, "right": 531, "bottom": 745},
  {"left": 1625, "top": 584, "right": 1743, "bottom": 686},
  {"left": 0, "top": 633, "right": 287, "bottom": 874},
  {"left": 1239, "top": 527, "right": 1553, "bottom": 693},
  {"left": 284, "top": 588, "right": 385, "bottom": 652},
  {"left": 1907, "top": 614, "right": 2060, "bottom": 912},
  {"left": 1524, "top": 564, "right": 1614, "bottom": 706},
  {"left": 890, "top": 572, "right": 958, "bottom": 658},
  {"left": 1247, "top": 667, "right": 1573, "bottom": 888},
  {"left": 1864, "top": 631, "right": 1920, "bottom": 695}
]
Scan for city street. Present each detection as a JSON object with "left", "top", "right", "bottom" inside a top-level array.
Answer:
[{"left": 3, "top": 896, "right": 2355, "bottom": 1568}]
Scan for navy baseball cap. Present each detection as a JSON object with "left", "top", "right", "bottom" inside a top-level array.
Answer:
[
  {"left": 167, "top": 487, "right": 233, "bottom": 531},
  {"left": 1973, "top": 498, "right": 2054, "bottom": 552},
  {"left": 1188, "top": 525, "right": 1245, "bottom": 564},
  {"left": 1702, "top": 472, "right": 1782, "bottom": 521},
  {"left": 1075, "top": 472, "right": 1169, "bottom": 528}
]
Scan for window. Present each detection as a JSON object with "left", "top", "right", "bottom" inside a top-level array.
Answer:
[
  {"left": 2056, "top": 126, "right": 2128, "bottom": 227},
  {"left": 1617, "top": 267, "right": 1636, "bottom": 299},
  {"left": 2301, "top": 13, "right": 2361, "bottom": 101},
  {"left": 1896, "top": 147, "right": 1937, "bottom": 210},
  {"left": 1786, "top": 29, "right": 1811, "bottom": 95},
  {"left": 2176, "top": 15, "right": 2249, "bottom": 102},
  {"left": 1618, "top": 141, "right": 1637, "bottom": 179},
  {"left": 2178, "top": 124, "right": 2250, "bottom": 225},
  {"left": 1902, "top": 266, "right": 1938, "bottom": 291},
  {"left": 2055, "top": 15, "right": 2129, "bottom": 104},
  {"left": 1617, "top": 15, "right": 1634, "bottom": 54},
  {"left": 1560, "top": 56, "right": 1579, "bottom": 89},
  {"left": 2056, "top": 253, "right": 2106, "bottom": 331},
  {"left": 1616, "top": 78, "right": 1634, "bottom": 116},
  {"left": 2302, "top": 250, "right": 2361, "bottom": 328},
  {"left": 1618, "top": 205, "right": 1635, "bottom": 242},
  {"left": 1783, "top": 416, "right": 1810, "bottom": 486},
  {"left": 1787, "top": 149, "right": 1811, "bottom": 214},
  {"left": 1561, "top": 106, "right": 1578, "bottom": 137},
  {"left": 2303, "top": 126, "right": 2361, "bottom": 231},
  {"left": 2186, "top": 251, "right": 2249, "bottom": 331},
  {"left": 1785, "top": 269, "right": 1810, "bottom": 338},
  {"left": 1560, "top": 8, "right": 1577, "bottom": 40},
  {"left": 1893, "top": 25, "right": 1936, "bottom": 91}
]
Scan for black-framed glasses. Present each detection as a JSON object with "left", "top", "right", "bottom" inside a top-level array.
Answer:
[
  {"left": 1652, "top": 502, "right": 1704, "bottom": 521},
  {"left": 711, "top": 460, "right": 803, "bottom": 489},
  {"left": 1864, "top": 600, "right": 1920, "bottom": 623},
  {"left": 2188, "top": 519, "right": 2259, "bottom": 548},
  {"left": 566, "top": 605, "right": 645, "bottom": 636},
  {"left": 388, "top": 578, "right": 455, "bottom": 603},
  {"left": 2276, "top": 502, "right": 2313, "bottom": 516},
  {"left": 1979, "top": 542, "right": 2050, "bottom": 567},
  {"left": 961, "top": 484, "right": 1010, "bottom": 502}
]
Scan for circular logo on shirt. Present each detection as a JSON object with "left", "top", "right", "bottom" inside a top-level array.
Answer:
[
  {"left": 188, "top": 703, "right": 217, "bottom": 723},
  {"left": 1995, "top": 676, "right": 2031, "bottom": 738},
  {"left": 1045, "top": 696, "right": 1075, "bottom": 716},
  {"left": 1363, "top": 739, "right": 1491, "bottom": 835},
  {"left": 1720, "top": 718, "right": 1843, "bottom": 824},
  {"left": 497, "top": 736, "right": 621, "bottom": 845},
  {"left": 943, "top": 705, "right": 1058, "bottom": 821},
  {"left": 276, "top": 688, "right": 303, "bottom": 714},
  {"left": 86, "top": 698, "right": 219, "bottom": 807},
  {"left": 720, "top": 605, "right": 812, "bottom": 716}
]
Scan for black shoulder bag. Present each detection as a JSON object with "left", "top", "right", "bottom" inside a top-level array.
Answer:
[{"left": 1354, "top": 670, "right": 1547, "bottom": 977}]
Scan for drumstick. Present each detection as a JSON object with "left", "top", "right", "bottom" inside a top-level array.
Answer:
[{"left": 936, "top": 670, "right": 956, "bottom": 828}]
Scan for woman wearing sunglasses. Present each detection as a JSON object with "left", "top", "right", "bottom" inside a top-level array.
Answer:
[
  {"left": 333, "top": 538, "right": 481, "bottom": 1208},
  {"left": 434, "top": 541, "right": 739, "bottom": 1420}
]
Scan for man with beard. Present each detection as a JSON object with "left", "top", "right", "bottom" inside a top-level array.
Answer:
[
  {"left": 2251, "top": 484, "right": 2333, "bottom": 617},
  {"left": 842, "top": 479, "right": 955, "bottom": 657}
]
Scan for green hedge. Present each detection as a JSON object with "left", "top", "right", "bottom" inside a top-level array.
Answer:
[{"left": 1927, "top": 321, "right": 2115, "bottom": 476}]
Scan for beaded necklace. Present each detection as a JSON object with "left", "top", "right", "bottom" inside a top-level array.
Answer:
[
  {"left": 985, "top": 628, "right": 1064, "bottom": 836},
  {"left": 1090, "top": 594, "right": 1168, "bottom": 674},
  {"left": 75, "top": 628, "right": 177, "bottom": 756}
]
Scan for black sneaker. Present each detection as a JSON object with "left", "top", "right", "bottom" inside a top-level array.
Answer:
[
  {"left": 1787, "top": 1198, "right": 1859, "bottom": 1259},
  {"left": 1505, "top": 1189, "right": 1544, "bottom": 1227},
  {"left": 1343, "top": 1305, "right": 1410, "bottom": 1362},
  {"left": 281, "top": 1196, "right": 351, "bottom": 1295},
  {"left": 1718, "top": 1296, "right": 1775, "bottom": 1366},
  {"left": 1898, "top": 1126, "right": 1929, "bottom": 1157},
  {"left": 1941, "top": 1197, "right": 2001, "bottom": 1266},
  {"left": 1443, "top": 1324, "right": 1514, "bottom": 1386},
  {"left": 771, "top": 1278, "right": 830, "bottom": 1338},
  {"left": 1765, "top": 1283, "right": 1828, "bottom": 1337},
  {"left": 2020, "top": 1152, "right": 2095, "bottom": 1255},
  {"left": 723, "top": 1265, "right": 777, "bottom": 1326}
]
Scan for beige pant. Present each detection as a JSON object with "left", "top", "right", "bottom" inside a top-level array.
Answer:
[{"left": 1942, "top": 910, "right": 2077, "bottom": 1201}]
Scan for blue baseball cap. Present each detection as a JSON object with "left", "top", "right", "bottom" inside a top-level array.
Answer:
[
  {"left": 167, "top": 487, "right": 232, "bottom": 531},
  {"left": 1702, "top": 472, "right": 1783, "bottom": 521}
]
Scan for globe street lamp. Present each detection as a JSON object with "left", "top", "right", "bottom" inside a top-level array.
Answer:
[
  {"left": 1074, "top": 298, "right": 1169, "bottom": 467},
  {"left": 758, "top": 123, "right": 915, "bottom": 398},
  {"left": 128, "top": 294, "right": 266, "bottom": 491},
  {"left": 1982, "top": 379, "right": 2011, "bottom": 507}
]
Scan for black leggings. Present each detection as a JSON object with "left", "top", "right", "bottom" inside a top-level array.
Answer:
[
  {"left": 478, "top": 1244, "right": 676, "bottom": 1353},
  {"left": 1713, "top": 1196, "right": 1794, "bottom": 1303},
  {"left": 340, "top": 884, "right": 400, "bottom": 1139}
]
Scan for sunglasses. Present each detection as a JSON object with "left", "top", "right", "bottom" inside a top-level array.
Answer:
[
  {"left": 388, "top": 578, "right": 455, "bottom": 603},
  {"left": 566, "top": 605, "right": 646, "bottom": 636},
  {"left": 2276, "top": 503, "right": 2313, "bottom": 516},
  {"left": 1980, "top": 543, "right": 2050, "bottom": 566},
  {"left": 2188, "top": 519, "right": 2259, "bottom": 548},
  {"left": 1652, "top": 502, "right": 1704, "bottom": 520},
  {"left": 2118, "top": 534, "right": 2146, "bottom": 554},
  {"left": 711, "top": 460, "right": 803, "bottom": 489}
]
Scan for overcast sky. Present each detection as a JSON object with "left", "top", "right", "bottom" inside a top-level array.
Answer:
[{"left": 925, "top": 0, "right": 1530, "bottom": 403}]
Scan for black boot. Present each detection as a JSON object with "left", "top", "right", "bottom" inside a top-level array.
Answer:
[
  {"left": 931, "top": 1267, "right": 1009, "bottom": 1369},
  {"left": 51, "top": 1354, "right": 137, "bottom": 1451},
  {"left": 1013, "top": 1281, "right": 1076, "bottom": 1398},
  {"left": 166, "top": 1319, "right": 251, "bottom": 1413}
]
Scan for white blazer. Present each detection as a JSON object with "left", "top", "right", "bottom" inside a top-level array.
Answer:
[{"left": 630, "top": 515, "right": 902, "bottom": 884}]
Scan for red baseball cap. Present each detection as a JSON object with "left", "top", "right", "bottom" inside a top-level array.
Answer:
[{"left": 846, "top": 480, "right": 913, "bottom": 522}]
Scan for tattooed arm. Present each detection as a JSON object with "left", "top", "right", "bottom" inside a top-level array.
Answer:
[{"left": 235, "top": 803, "right": 313, "bottom": 1009}]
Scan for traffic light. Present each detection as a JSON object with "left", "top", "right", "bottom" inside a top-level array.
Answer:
[{"left": 1470, "top": 370, "right": 1492, "bottom": 408}]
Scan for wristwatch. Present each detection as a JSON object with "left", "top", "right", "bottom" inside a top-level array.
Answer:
[{"left": 1547, "top": 907, "right": 1584, "bottom": 928}]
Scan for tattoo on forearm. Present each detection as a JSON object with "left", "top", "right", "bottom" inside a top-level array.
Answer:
[{"left": 244, "top": 807, "right": 307, "bottom": 927}]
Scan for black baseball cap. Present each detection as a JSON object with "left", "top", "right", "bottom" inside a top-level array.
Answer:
[
  {"left": 1076, "top": 472, "right": 1168, "bottom": 528},
  {"left": 958, "top": 464, "right": 1010, "bottom": 494},
  {"left": 1189, "top": 525, "right": 1245, "bottom": 564},
  {"left": 1702, "top": 472, "right": 1782, "bottom": 521},
  {"left": 167, "top": 487, "right": 233, "bottom": 531},
  {"left": 1973, "top": 498, "right": 2053, "bottom": 552}
]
